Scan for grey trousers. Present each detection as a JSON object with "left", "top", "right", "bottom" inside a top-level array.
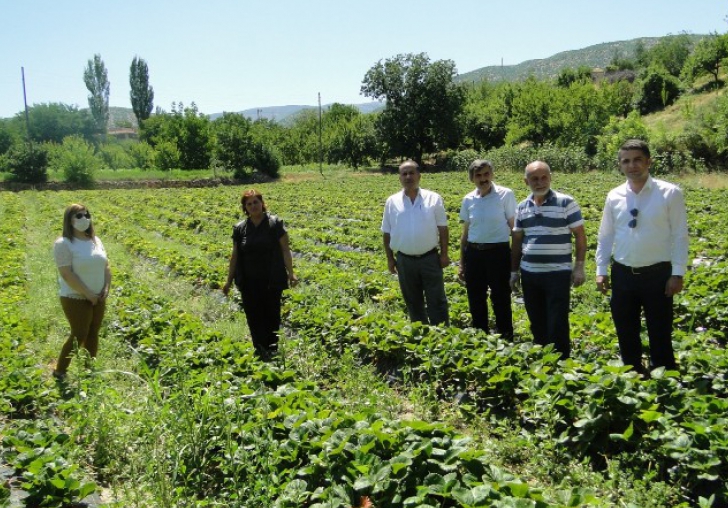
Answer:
[{"left": 395, "top": 250, "right": 449, "bottom": 326}]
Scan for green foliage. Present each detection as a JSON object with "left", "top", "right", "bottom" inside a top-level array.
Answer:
[
  {"left": 83, "top": 54, "right": 110, "bottom": 134},
  {"left": 637, "top": 33, "right": 694, "bottom": 78},
  {"left": 138, "top": 103, "right": 212, "bottom": 170},
  {"left": 4, "top": 142, "right": 49, "bottom": 183},
  {"left": 682, "top": 32, "right": 728, "bottom": 89},
  {"left": 127, "top": 140, "right": 156, "bottom": 170},
  {"left": 129, "top": 56, "right": 154, "bottom": 125},
  {"left": 633, "top": 66, "right": 682, "bottom": 115},
  {"left": 212, "top": 112, "right": 255, "bottom": 172},
  {"left": 18, "top": 103, "right": 96, "bottom": 144},
  {"left": 98, "top": 142, "right": 134, "bottom": 170},
  {"left": 0, "top": 122, "right": 16, "bottom": 155},
  {"left": 606, "top": 48, "right": 636, "bottom": 71},
  {"left": 440, "top": 148, "right": 481, "bottom": 172},
  {"left": 595, "top": 111, "right": 650, "bottom": 169},
  {"left": 505, "top": 77, "right": 558, "bottom": 147},
  {"left": 556, "top": 66, "right": 593, "bottom": 87},
  {"left": 154, "top": 140, "right": 181, "bottom": 170},
  {"left": 324, "top": 104, "right": 379, "bottom": 168},
  {"left": 463, "top": 81, "right": 513, "bottom": 150},
  {"left": 361, "top": 52, "right": 465, "bottom": 163},
  {"left": 50, "top": 135, "right": 98, "bottom": 185},
  {"left": 251, "top": 142, "right": 282, "bottom": 177}
]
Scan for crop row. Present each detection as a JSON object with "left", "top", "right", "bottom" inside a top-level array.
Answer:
[{"left": 1, "top": 188, "right": 602, "bottom": 506}]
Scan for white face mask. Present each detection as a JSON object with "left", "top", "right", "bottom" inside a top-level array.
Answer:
[{"left": 72, "top": 216, "right": 91, "bottom": 232}]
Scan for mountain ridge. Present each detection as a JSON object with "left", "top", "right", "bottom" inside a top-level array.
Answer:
[{"left": 105, "top": 34, "right": 707, "bottom": 129}]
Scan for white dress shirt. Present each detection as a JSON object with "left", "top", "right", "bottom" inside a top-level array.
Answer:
[
  {"left": 381, "top": 188, "right": 448, "bottom": 256},
  {"left": 595, "top": 176, "right": 689, "bottom": 276}
]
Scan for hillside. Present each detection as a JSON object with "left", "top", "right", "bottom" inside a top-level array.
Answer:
[
  {"left": 209, "top": 101, "right": 384, "bottom": 123},
  {"left": 103, "top": 34, "right": 707, "bottom": 129},
  {"left": 456, "top": 34, "right": 705, "bottom": 83}
]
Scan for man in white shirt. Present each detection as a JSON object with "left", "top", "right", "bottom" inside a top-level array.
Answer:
[
  {"left": 382, "top": 160, "right": 450, "bottom": 325},
  {"left": 459, "top": 159, "right": 516, "bottom": 338},
  {"left": 596, "top": 139, "right": 689, "bottom": 375}
]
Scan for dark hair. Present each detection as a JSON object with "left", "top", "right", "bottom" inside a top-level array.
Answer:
[
  {"left": 468, "top": 159, "right": 494, "bottom": 180},
  {"left": 398, "top": 159, "right": 420, "bottom": 173},
  {"left": 619, "top": 139, "right": 651, "bottom": 159},
  {"left": 62, "top": 203, "right": 95, "bottom": 241},
  {"left": 241, "top": 189, "right": 267, "bottom": 215}
]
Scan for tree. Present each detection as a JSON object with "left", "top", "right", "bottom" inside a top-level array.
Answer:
[
  {"left": 174, "top": 103, "right": 211, "bottom": 170},
  {"left": 212, "top": 112, "right": 255, "bottom": 171},
  {"left": 130, "top": 56, "right": 154, "bottom": 125},
  {"left": 361, "top": 53, "right": 465, "bottom": 164},
  {"left": 556, "top": 66, "right": 593, "bottom": 88},
  {"left": 463, "top": 81, "right": 513, "bottom": 150},
  {"left": 505, "top": 77, "right": 557, "bottom": 146},
  {"left": 84, "top": 54, "right": 110, "bottom": 134},
  {"left": 5, "top": 143, "right": 48, "bottom": 184},
  {"left": 682, "top": 33, "right": 728, "bottom": 89},
  {"left": 638, "top": 33, "right": 693, "bottom": 78},
  {"left": 16, "top": 103, "right": 96, "bottom": 144},
  {"left": 633, "top": 66, "right": 682, "bottom": 114}
]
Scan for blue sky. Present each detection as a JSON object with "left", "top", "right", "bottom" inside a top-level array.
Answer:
[{"left": 1, "top": 0, "right": 726, "bottom": 119}]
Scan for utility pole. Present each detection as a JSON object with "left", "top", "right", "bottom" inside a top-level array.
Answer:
[
  {"left": 21, "top": 67, "right": 31, "bottom": 143},
  {"left": 318, "top": 93, "right": 323, "bottom": 176}
]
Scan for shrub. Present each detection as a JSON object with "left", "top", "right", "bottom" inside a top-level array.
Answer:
[
  {"left": 529, "top": 144, "right": 592, "bottom": 173},
  {"left": 127, "top": 141, "right": 156, "bottom": 170},
  {"left": 252, "top": 142, "right": 282, "bottom": 178},
  {"left": 50, "top": 135, "right": 98, "bottom": 186},
  {"left": 154, "top": 140, "right": 180, "bottom": 170},
  {"left": 633, "top": 67, "right": 682, "bottom": 115},
  {"left": 4, "top": 143, "right": 49, "bottom": 184},
  {"left": 594, "top": 112, "right": 650, "bottom": 170},
  {"left": 441, "top": 148, "right": 481, "bottom": 172},
  {"left": 98, "top": 143, "right": 133, "bottom": 170}
]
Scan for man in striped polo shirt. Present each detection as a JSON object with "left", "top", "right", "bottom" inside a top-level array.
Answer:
[{"left": 510, "top": 161, "right": 587, "bottom": 359}]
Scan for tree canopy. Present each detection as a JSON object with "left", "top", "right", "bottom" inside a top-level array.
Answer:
[
  {"left": 682, "top": 32, "right": 728, "bottom": 89},
  {"left": 361, "top": 52, "right": 465, "bottom": 164}
]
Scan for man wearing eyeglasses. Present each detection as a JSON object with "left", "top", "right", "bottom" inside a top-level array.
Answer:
[{"left": 595, "top": 139, "right": 689, "bottom": 375}]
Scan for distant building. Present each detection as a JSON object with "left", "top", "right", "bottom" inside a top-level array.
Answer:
[
  {"left": 108, "top": 128, "right": 138, "bottom": 140},
  {"left": 591, "top": 68, "right": 637, "bottom": 84}
]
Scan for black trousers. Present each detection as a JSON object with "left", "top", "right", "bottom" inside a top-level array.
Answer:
[
  {"left": 240, "top": 282, "right": 284, "bottom": 355},
  {"left": 521, "top": 270, "right": 572, "bottom": 359},
  {"left": 610, "top": 262, "right": 676, "bottom": 371},
  {"left": 463, "top": 244, "right": 513, "bottom": 337}
]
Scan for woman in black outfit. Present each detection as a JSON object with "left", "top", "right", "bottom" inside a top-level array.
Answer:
[{"left": 223, "top": 189, "right": 297, "bottom": 358}]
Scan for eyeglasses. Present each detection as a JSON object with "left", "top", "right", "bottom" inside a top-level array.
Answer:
[
  {"left": 628, "top": 208, "right": 638, "bottom": 228},
  {"left": 74, "top": 212, "right": 91, "bottom": 219}
]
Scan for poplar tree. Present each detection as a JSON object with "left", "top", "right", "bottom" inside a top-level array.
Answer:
[
  {"left": 130, "top": 56, "right": 154, "bottom": 125},
  {"left": 83, "top": 54, "right": 110, "bottom": 134}
]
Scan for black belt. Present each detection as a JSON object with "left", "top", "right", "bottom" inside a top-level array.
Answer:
[
  {"left": 613, "top": 261, "right": 671, "bottom": 275},
  {"left": 398, "top": 248, "right": 437, "bottom": 259},
  {"left": 467, "top": 242, "right": 509, "bottom": 251}
]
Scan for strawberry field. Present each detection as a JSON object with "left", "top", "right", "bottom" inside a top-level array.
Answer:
[{"left": 1, "top": 169, "right": 727, "bottom": 507}]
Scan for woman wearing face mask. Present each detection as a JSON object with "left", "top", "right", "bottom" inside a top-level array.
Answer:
[
  {"left": 222, "top": 189, "right": 297, "bottom": 360},
  {"left": 52, "top": 204, "right": 111, "bottom": 379}
]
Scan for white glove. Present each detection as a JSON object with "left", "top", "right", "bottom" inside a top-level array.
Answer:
[
  {"left": 572, "top": 262, "right": 586, "bottom": 287},
  {"left": 509, "top": 271, "right": 521, "bottom": 292}
]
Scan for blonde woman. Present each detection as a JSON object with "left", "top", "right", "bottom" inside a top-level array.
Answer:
[{"left": 52, "top": 203, "right": 111, "bottom": 379}]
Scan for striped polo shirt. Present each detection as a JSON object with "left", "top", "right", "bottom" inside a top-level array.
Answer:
[{"left": 513, "top": 189, "right": 584, "bottom": 273}]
